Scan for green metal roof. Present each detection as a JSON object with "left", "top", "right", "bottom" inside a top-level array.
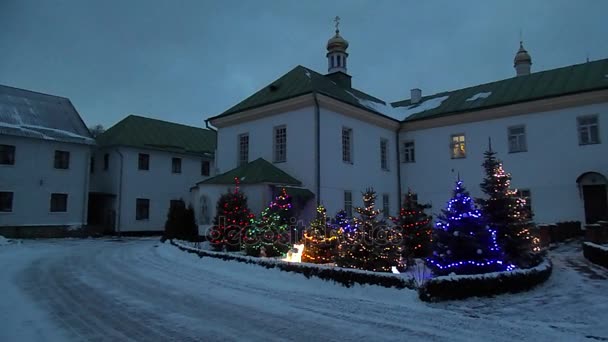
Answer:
[
  {"left": 211, "top": 65, "right": 398, "bottom": 122},
  {"left": 198, "top": 158, "right": 302, "bottom": 185},
  {"left": 393, "top": 58, "right": 608, "bottom": 122},
  {"left": 97, "top": 115, "right": 216, "bottom": 155}
]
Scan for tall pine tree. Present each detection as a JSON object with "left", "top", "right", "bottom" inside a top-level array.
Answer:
[
  {"left": 336, "top": 188, "right": 403, "bottom": 272},
  {"left": 391, "top": 190, "right": 432, "bottom": 266},
  {"left": 210, "top": 178, "right": 255, "bottom": 251},
  {"left": 428, "top": 179, "right": 511, "bottom": 276},
  {"left": 478, "top": 142, "right": 541, "bottom": 267}
]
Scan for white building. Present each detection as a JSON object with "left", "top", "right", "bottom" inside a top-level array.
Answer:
[
  {"left": 0, "top": 84, "right": 95, "bottom": 238},
  {"left": 195, "top": 24, "right": 608, "bottom": 231},
  {"left": 90, "top": 115, "right": 216, "bottom": 234}
]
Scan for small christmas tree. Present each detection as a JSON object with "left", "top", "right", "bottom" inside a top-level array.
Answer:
[
  {"left": 391, "top": 190, "right": 432, "bottom": 266},
  {"left": 333, "top": 209, "right": 354, "bottom": 235},
  {"left": 428, "top": 179, "right": 512, "bottom": 276},
  {"left": 302, "top": 205, "right": 338, "bottom": 264},
  {"left": 336, "top": 188, "right": 403, "bottom": 272},
  {"left": 244, "top": 188, "right": 293, "bottom": 257},
  {"left": 210, "top": 178, "right": 255, "bottom": 251},
  {"left": 478, "top": 142, "right": 541, "bottom": 267}
]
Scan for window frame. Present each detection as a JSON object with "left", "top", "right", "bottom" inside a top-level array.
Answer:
[
  {"left": 0, "top": 191, "right": 14, "bottom": 212},
  {"left": 138, "top": 153, "right": 150, "bottom": 171},
  {"left": 344, "top": 190, "right": 353, "bottom": 218},
  {"left": 90, "top": 156, "right": 95, "bottom": 174},
  {"left": 200, "top": 195, "right": 210, "bottom": 225},
  {"left": 508, "top": 125, "right": 527, "bottom": 153},
  {"left": 380, "top": 138, "right": 389, "bottom": 170},
  {"left": 0, "top": 144, "right": 16, "bottom": 165},
  {"left": 450, "top": 134, "right": 466, "bottom": 159},
  {"left": 171, "top": 157, "right": 182, "bottom": 174},
  {"left": 577, "top": 114, "right": 600, "bottom": 145},
  {"left": 53, "top": 150, "right": 70, "bottom": 169},
  {"left": 201, "top": 160, "right": 210, "bottom": 176},
  {"left": 103, "top": 153, "right": 109, "bottom": 171},
  {"left": 50, "top": 193, "right": 68, "bottom": 213},
  {"left": 382, "top": 194, "right": 390, "bottom": 217},
  {"left": 342, "top": 127, "right": 353, "bottom": 164},
  {"left": 273, "top": 125, "right": 287, "bottom": 163},
  {"left": 238, "top": 133, "right": 249, "bottom": 166},
  {"left": 136, "top": 198, "right": 150, "bottom": 220},
  {"left": 402, "top": 140, "right": 415, "bottom": 163}
]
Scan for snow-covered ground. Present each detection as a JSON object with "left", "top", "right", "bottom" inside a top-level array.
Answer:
[{"left": 0, "top": 239, "right": 606, "bottom": 342}]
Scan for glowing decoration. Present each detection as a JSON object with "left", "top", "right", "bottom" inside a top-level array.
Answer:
[
  {"left": 391, "top": 266, "right": 400, "bottom": 274},
  {"left": 336, "top": 188, "right": 403, "bottom": 273},
  {"left": 428, "top": 179, "right": 513, "bottom": 275},
  {"left": 283, "top": 243, "right": 305, "bottom": 263},
  {"left": 478, "top": 142, "right": 542, "bottom": 267},
  {"left": 209, "top": 179, "right": 255, "bottom": 251},
  {"left": 390, "top": 190, "right": 432, "bottom": 267},
  {"left": 301, "top": 205, "right": 338, "bottom": 264}
]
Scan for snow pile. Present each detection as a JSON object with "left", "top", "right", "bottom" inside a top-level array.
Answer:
[
  {"left": 401, "top": 95, "right": 449, "bottom": 118},
  {"left": 465, "top": 91, "right": 492, "bottom": 102},
  {"left": 584, "top": 241, "right": 608, "bottom": 252},
  {"left": 0, "top": 122, "right": 93, "bottom": 142},
  {"left": 304, "top": 70, "right": 311, "bottom": 79},
  {"left": 0, "top": 235, "right": 12, "bottom": 246},
  {"left": 344, "top": 90, "right": 449, "bottom": 121}
]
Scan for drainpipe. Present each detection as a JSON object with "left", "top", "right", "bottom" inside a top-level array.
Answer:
[
  {"left": 313, "top": 92, "right": 321, "bottom": 206},
  {"left": 116, "top": 148, "right": 124, "bottom": 237},
  {"left": 205, "top": 118, "right": 219, "bottom": 176},
  {"left": 82, "top": 148, "right": 91, "bottom": 230},
  {"left": 396, "top": 128, "right": 402, "bottom": 210}
]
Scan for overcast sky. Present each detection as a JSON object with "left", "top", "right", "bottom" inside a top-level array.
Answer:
[{"left": 1, "top": 0, "right": 607, "bottom": 129}]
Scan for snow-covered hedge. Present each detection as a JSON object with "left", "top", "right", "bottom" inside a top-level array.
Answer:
[
  {"left": 418, "top": 258, "right": 552, "bottom": 302},
  {"left": 169, "top": 240, "right": 415, "bottom": 289},
  {"left": 583, "top": 242, "right": 608, "bottom": 269}
]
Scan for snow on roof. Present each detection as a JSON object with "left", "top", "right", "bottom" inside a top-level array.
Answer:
[
  {"left": 305, "top": 70, "right": 311, "bottom": 79},
  {"left": 465, "top": 91, "right": 492, "bottom": 102},
  {"left": 345, "top": 90, "right": 450, "bottom": 121}
]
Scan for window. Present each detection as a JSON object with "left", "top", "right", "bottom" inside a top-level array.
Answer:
[
  {"left": 50, "top": 193, "right": 67, "bottom": 212},
  {"left": 344, "top": 191, "right": 353, "bottom": 217},
  {"left": 201, "top": 160, "right": 210, "bottom": 176},
  {"left": 170, "top": 199, "right": 185, "bottom": 211},
  {"left": 517, "top": 189, "right": 532, "bottom": 219},
  {"left": 90, "top": 157, "right": 95, "bottom": 174},
  {"left": 578, "top": 115, "right": 600, "bottom": 145},
  {"left": 136, "top": 198, "right": 150, "bottom": 220},
  {"left": 172, "top": 157, "right": 182, "bottom": 174},
  {"left": 273, "top": 125, "right": 287, "bottom": 162},
  {"left": 508, "top": 125, "right": 527, "bottom": 152},
  {"left": 342, "top": 127, "right": 353, "bottom": 163},
  {"left": 382, "top": 194, "right": 390, "bottom": 217},
  {"left": 0, "top": 192, "right": 13, "bottom": 212},
  {"left": 402, "top": 141, "right": 415, "bottom": 163},
  {"left": 238, "top": 133, "right": 249, "bottom": 166},
  {"left": 450, "top": 134, "right": 466, "bottom": 158},
  {"left": 138, "top": 153, "right": 149, "bottom": 170},
  {"left": 0, "top": 145, "right": 15, "bottom": 165},
  {"left": 103, "top": 153, "right": 109, "bottom": 170},
  {"left": 380, "top": 138, "right": 389, "bottom": 170},
  {"left": 200, "top": 195, "right": 210, "bottom": 224},
  {"left": 54, "top": 150, "right": 70, "bottom": 169}
]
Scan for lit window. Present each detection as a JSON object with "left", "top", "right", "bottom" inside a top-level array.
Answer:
[
  {"left": 403, "top": 141, "right": 415, "bottom": 163},
  {"left": 344, "top": 191, "right": 353, "bottom": 217},
  {"left": 450, "top": 134, "right": 466, "bottom": 159},
  {"left": 578, "top": 115, "right": 600, "bottom": 145},
  {"left": 238, "top": 133, "right": 249, "bottom": 166},
  {"left": 274, "top": 125, "right": 287, "bottom": 163},
  {"left": 342, "top": 127, "right": 353, "bottom": 163},
  {"left": 508, "top": 125, "right": 527, "bottom": 152}
]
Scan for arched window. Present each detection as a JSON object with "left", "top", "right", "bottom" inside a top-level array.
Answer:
[{"left": 200, "top": 195, "right": 210, "bottom": 225}]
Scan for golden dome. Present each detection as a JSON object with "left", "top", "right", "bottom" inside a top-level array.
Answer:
[
  {"left": 327, "top": 30, "right": 349, "bottom": 52},
  {"left": 514, "top": 41, "right": 532, "bottom": 66}
]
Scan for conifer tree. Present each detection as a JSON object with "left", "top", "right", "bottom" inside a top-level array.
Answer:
[
  {"left": 478, "top": 143, "right": 541, "bottom": 267},
  {"left": 210, "top": 178, "right": 255, "bottom": 251},
  {"left": 428, "top": 179, "right": 511, "bottom": 276},
  {"left": 336, "top": 188, "right": 403, "bottom": 272},
  {"left": 391, "top": 190, "right": 432, "bottom": 266},
  {"left": 244, "top": 188, "right": 293, "bottom": 257},
  {"left": 302, "top": 205, "right": 338, "bottom": 263}
]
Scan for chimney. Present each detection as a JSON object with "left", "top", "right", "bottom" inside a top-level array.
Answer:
[{"left": 410, "top": 88, "right": 422, "bottom": 104}]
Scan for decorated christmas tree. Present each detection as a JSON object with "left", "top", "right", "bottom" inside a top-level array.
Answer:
[
  {"left": 391, "top": 190, "right": 432, "bottom": 266},
  {"left": 301, "top": 205, "right": 338, "bottom": 264},
  {"left": 336, "top": 188, "right": 403, "bottom": 272},
  {"left": 428, "top": 179, "right": 512, "bottom": 276},
  {"left": 333, "top": 209, "right": 354, "bottom": 235},
  {"left": 210, "top": 178, "right": 255, "bottom": 251},
  {"left": 244, "top": 188, "right": 293, "bottom": 257},
  {"left": 478, "top": 142, "right": 541, "bottom": 267}
]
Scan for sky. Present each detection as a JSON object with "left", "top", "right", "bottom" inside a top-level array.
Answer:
[{"left": 1, "top": 0, "right": 608, "bottom": 129}]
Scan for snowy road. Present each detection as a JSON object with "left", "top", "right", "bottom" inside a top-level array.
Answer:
[{"left": 1, "top": 239, "right": 607, "bottom": 342}]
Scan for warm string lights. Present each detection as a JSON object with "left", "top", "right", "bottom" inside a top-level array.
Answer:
[
  {"left": 390, "top": 190, "right": 432, "bottom": 263},
  {"left": 301, "top": 205, "right": 338, "bottom": 264},
  {"left": 210, "top": 179, "right": 256, "bottom": 252}
]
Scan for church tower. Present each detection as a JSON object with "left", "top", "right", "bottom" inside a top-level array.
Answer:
[
  {"left": 325, "top": 16, "right": 351, "bottom": 88},
  {"left": 514, "top": 41, "right": 532, "bottom": 77}
]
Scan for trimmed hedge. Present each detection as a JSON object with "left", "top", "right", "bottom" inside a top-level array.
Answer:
[
  {"left": 583, "top": 242, "right": 608, "bottom": 269},
  {"left": 169, "top": 240, "right": 415, "bottom": 290},
  {"left": 418, "top": 258, "right": 552, "bottom": 302}
]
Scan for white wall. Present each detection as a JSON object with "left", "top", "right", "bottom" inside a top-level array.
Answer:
[
  {"left": 319, "top": 108, "right": 400, "bottom": 219},
  {"left": 0, "top": 135, "right": 91, "bottom": 227},
  {"left": 399, "top": 102, "right": 608, "bottom": 224},
  {"left": 90, "top": 146, "right": 214, "bottom": 232}
]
